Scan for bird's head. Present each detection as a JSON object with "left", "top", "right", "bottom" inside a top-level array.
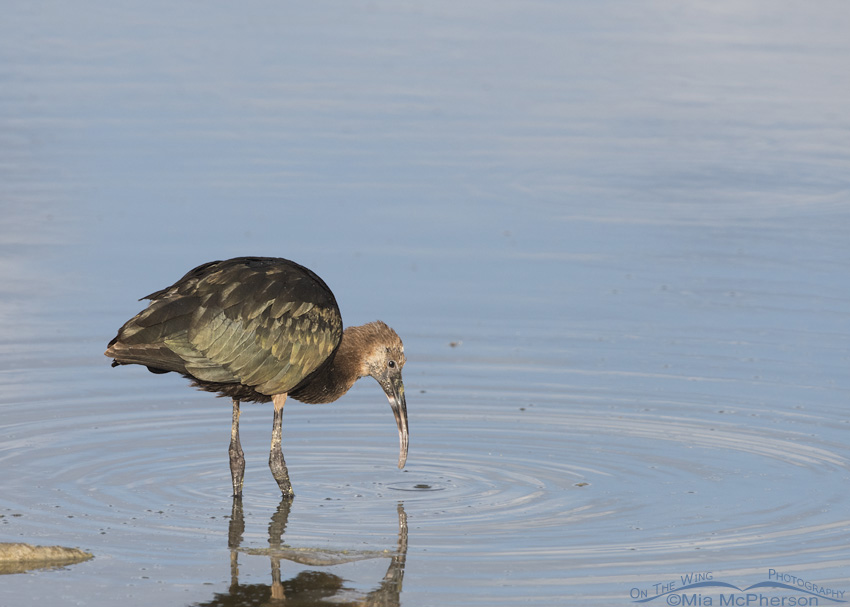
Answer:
[{"left": 357, "top": 321, "right": 408, "bottom": 469}]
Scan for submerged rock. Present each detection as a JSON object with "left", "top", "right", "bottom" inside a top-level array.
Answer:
[{"left": 0, "top": 543, "right": 93, "bottom": 575}]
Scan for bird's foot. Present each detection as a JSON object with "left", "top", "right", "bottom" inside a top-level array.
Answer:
[
  {"left": 269, "top": 450, "right": 295, "bottom": 498},
  {"left": 229, "top": 442, "right": 245, "bottom": 498}
]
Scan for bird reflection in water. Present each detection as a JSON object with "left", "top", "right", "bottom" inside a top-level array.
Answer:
[{"left": 191, "top": 499, "right": 408, "bottom": 607}]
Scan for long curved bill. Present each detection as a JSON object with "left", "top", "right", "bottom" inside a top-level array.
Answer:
[{"left": 386, "top": 376, "right": 409, "bottom": 469}]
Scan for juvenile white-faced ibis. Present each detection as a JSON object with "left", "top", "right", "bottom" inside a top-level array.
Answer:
[{"left": 105, "top": 256, "right": 408, "bottom": 498}]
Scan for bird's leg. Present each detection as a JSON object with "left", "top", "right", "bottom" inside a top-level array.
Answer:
[
  {"left": 229, "top": 399, "right": 245, "bottom": 497},
  {"left": 269, "top": 393, "right": 294, "bottom": 498}
]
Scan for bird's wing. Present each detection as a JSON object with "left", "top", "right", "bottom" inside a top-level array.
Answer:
[
  {"left": 182, "top": 259, "right": 342, "bottom": 395},
  {"left": 108, "top": 258, "right": 343, "bottom": 395}
]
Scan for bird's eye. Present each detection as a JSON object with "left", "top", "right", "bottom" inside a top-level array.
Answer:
[{"left": 388, "top": 360, "right": 396, "bottom": 369}]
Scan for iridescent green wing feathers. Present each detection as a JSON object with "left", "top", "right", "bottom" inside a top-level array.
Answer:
[{"left": 108, "top": 258, "right": 343, "bottom": 396}]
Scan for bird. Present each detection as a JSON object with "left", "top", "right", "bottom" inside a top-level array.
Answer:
[{"left": 104, "top": 256, "right": 408, "bottom": 498}]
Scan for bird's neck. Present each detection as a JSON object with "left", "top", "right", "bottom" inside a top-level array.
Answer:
[{"left": 288, "top": 325, "right": 370, "bottom": 404}]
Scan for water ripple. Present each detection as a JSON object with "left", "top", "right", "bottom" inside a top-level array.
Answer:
[{"left": 2, "top": 377, "right": 848, "bottom": 596}]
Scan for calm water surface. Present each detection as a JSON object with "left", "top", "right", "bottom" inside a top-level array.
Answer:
[{"left": 1, "top": 1, "right": 849, "bottom": 605}]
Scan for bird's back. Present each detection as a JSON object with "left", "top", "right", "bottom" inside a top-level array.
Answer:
[{"left": 106, "top": 257, "right": 343, "bottom": 401}]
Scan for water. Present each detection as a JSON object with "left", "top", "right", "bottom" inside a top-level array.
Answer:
[{"left": 2, "top": 1, "right": 850, "bottom": 605}]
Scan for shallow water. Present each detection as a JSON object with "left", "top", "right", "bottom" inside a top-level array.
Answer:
[{"left": 2, "top": 1, "right": 850, "bottom": 605}]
